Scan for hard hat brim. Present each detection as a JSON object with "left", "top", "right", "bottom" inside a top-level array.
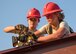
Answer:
[
  {"left": 27, "top": 15, "right": 41, "bottom": 18},
  {"left": 42, "top": 9, "right": 63, "bottom": 16}
]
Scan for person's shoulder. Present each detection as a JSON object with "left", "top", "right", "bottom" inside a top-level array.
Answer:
[
  {"left": 59, "top": 20, "right": 69, "bottom": 28},
  {"left": 41, "top": 24, "right": 49, "bottom": 28},
  {"left": 60, "top": 20, "right": 68, "bottom": 25},
  {"left": 61, "top": 20, "right": 67, "bottom": 23},
  {"left": 38, "top": 24, "right": 49, "bottom": 31}
]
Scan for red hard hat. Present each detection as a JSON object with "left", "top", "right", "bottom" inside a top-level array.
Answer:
[
  {"left": 43, "top": 2, "right": 63, "bottom": 16},
  {"left": 27, "top": 8, "right": 41, "bottom": 18}
]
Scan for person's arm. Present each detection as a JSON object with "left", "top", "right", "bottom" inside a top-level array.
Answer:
[
  {"left": 4, "top": 24, "right": 28, "bottom": 35},
  {"left": 37, "top": 21, "right": 70, "bottom": 42},
  {"left": 3, "top": 26, "right": 15, "bottom": 33},
  {"left": 34, "top": 24, "right": 47, "bottom": 37},
  {"left": 37, "top": 27, "right": 67, "bottom": 42},
  {"left": 34, "top": 30, "right": 42, "bottom": 37}
]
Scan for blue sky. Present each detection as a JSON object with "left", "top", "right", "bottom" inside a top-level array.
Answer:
[{"left": 0, "top": 0, "right": 76, "bottom": 51}]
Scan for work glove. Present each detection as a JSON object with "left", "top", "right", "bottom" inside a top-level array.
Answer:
[
  {"left": 15, "top": 24, "right": 28, "bottom": 35},
  {"left": 15, "top": 24, "right": 28, "bottom": 30},
  {"left": 27, "top": 31, "right": 38, "bottom": 42},
  {"left": 18, "top": 35, "right": 28, "bottom": 42}
]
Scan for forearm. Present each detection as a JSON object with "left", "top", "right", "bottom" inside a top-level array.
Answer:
[
  {"left": 3, "top": 26, "right": 15, "bottom": 33},
  {"left": 37, "top": 28, "right": 66, "bottom": 42},
  {"left": 37, "top": 34, "right": 58, "bottom": 42}
]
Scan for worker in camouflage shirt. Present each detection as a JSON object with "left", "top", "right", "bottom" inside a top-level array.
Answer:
[{"left": 3, "top": 8, "right": 41, "bottom": 47}]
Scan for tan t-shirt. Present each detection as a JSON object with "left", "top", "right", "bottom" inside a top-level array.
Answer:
[{"left": 38, "top": 20, "right": 70, "bottom": 37}]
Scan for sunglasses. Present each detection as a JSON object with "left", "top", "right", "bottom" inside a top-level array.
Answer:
[{"left": 45, "top": 13, "right": 56, "bottom": 19}]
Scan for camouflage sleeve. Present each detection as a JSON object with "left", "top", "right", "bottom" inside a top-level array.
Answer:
[{"left": 13, "top": 24, "right": 28, "bottom": 35}]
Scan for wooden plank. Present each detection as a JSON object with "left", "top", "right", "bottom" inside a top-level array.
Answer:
[{"left": 1, "top": 33, "right": 76, "bottom": 54}]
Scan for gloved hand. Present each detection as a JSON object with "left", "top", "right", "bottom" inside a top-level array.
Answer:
[
  {"left": 15, "top": 24, "right": 28, "bottom": 30},
  {"left": 27, "top": 31, "right": 38, "bottom": 42},
  {"left": 15, "top": 24, "right": 28, "bottom": 35}
]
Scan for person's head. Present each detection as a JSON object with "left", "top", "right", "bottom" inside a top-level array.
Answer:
[
  {"left": 26, "top": 8, "right": 41, "bottom": 30},
  {"left": 42, "top": 2, "right": 64, "bottom": 25}
]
